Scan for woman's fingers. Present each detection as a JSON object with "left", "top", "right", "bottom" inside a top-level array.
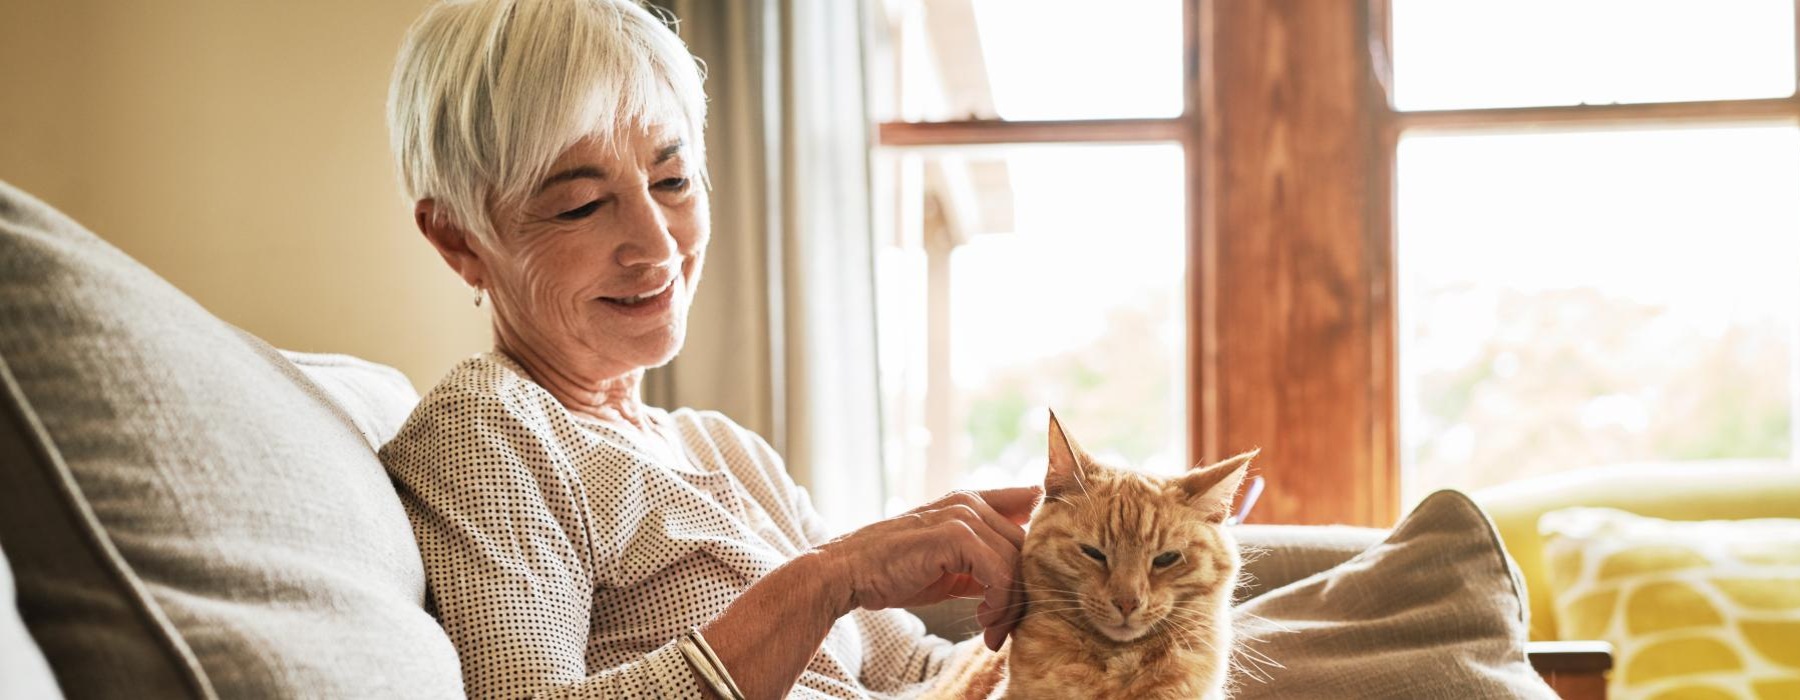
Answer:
[
  {"left": 924, "top": 502, "right": 1020, "bottom": 563},
  {"left": 949, "top": 491, "right": 1029, "bottom": 548},
  {"left": 936, "top": 521, "right": 1015, "bottom": 631},
  {"left": 821, "top": 484, "right": 1039, "bottom": 651},
  {"left": 921, "top": 488, "right": 1035, "bottom": 649},
  {"left": 934, "top": 520, "right": 1013, "bottom": 589},
  {"left": 975, "top": 485, "right": 1043, "bottom": 525},
  {"left": 983, "top": 618, "right": 1012, "bottom": 652},
  {"left": 965, "top": 487, "right": 1037, "bottom": 646}
]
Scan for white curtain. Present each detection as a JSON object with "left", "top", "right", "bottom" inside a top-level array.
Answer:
[{"left": 646, "top": 0, "right": 886, "bottom": 531}]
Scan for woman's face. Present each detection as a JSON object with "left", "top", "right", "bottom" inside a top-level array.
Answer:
[{"left": 477, "top": 120, "right": 709, "bottom": 380}]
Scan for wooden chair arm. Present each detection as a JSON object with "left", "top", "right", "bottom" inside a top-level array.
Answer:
[{"left": 1528, "top": 641, "right": 1613, "bottom": 700}]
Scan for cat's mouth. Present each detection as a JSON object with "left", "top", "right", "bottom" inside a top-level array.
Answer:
[{"left": 1095, "top": 618, "right": 1154, "bottom": 643}]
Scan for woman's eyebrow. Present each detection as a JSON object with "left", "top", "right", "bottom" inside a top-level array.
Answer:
[
  {"left": 535, "top": 143, "right": 681, "bottom": 194},
  {"left": 536, "top": 165, "right": 607, "bottom": 194}
]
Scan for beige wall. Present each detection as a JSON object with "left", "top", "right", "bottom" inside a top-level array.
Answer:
[{"left": 0, "top": 0, "right": 489, "bottom": 390}]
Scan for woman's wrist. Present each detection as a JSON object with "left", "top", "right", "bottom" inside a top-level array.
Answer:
[
  {"left": 785, "top": 549, "right": 857, "bottom": 621},
  {"left": 694, "top": 548, "right": 854, "bottom": 697}
]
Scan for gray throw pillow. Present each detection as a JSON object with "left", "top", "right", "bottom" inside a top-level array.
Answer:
[
  {"left": 1232, "top": 490, "right": 1557, "bottom": 699},
  {"left": 0, "top": 181, "right": 462, "bottom": 698}
]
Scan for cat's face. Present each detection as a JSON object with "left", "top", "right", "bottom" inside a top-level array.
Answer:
[{"left": 1020, "top": 413, "right": 1253, "bottom": 644}]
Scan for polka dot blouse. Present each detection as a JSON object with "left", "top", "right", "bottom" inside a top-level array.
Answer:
[{"left": 380, "top": 352, "right": 952, "bottom": 698}]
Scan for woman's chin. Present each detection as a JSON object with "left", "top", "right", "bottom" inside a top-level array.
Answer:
[
  {"left": 623, "top": 329, "right": 686, "bottom": 371},
  {"left": 579, "top": 308, "right": 688, "bottom": 371}
]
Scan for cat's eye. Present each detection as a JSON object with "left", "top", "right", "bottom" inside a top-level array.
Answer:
[
  {"left": 1079, "top": 544, "right": 1107, "bottom": 564},
  {"left": 1153, "top": 551, "right": 1182, "bottom": 568}
]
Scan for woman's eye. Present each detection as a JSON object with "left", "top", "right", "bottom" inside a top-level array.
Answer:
[
  {"left": 654, "top": 177, "right": 690, "bottom": 192},
  {"left": 556, "top": 200, "right": 602, "bottom": 220},
  {"left": 1079, "top": 544, "right": 1107, "bottom": 563},
  {"left": 1153, "top": 551, "right": 1181, "bottom": 568}
]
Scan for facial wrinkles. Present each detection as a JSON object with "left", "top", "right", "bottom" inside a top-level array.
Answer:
[
  {"left": 490, "top": 205, "right": 615, "bottom": 375},
  {"left": 474, "top": 158, "right": 699, "bottom": 431},
  {"left": 681, "top": 197, "right": 710, "bottom": 292}
]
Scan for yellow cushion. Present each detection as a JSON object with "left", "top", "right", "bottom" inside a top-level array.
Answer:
[
  {"left": 1473, "top": 461, "right": 1800, "bottom": 641},
  {"left": 1540, "top": 507, "right": 1800, "bottom": 699}
]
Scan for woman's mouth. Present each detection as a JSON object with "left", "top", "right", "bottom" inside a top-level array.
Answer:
[{"left": 598, "top": 278, "right": 677, "bottom": 316}]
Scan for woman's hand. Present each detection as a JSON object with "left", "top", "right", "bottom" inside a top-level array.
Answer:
[
  {"left": 698, "top": 486, "right": 1040, "bottom": 698},
  {"left": 815, "top": 486, "right": 1042, "bottom": 651}
]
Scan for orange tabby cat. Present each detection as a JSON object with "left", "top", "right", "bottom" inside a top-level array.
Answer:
[{"left": 924, "top": 412, "right": 1254, "bottom": 700}]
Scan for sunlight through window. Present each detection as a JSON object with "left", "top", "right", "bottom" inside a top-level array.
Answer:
[{"left": 1398, "top": 127, "right": 1800, "bottom": 503}]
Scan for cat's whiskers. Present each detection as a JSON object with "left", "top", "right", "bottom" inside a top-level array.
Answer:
[
  {"left": 1231, "top": 642, "right": 1285, "bottom": 684},
  {"left": 1231, "top": 608, "right": 1296, "bottom": 638},
  {"left": 1158, "top": 622, "right": 1219, "bottom": 655},
  {"left": 942, "top": 600, "right": 1090, "bottom": 630},
  {"left": 1148, "top": 617, "right": 1195, "bottom": 657},
  {"left": 1153, "top": 611, "right": 1229, "bottom": 659},
  {"left": 1151, "top": 606, "right": 1286, "bottom": 685},
  {"left": 1160, "top": 606, "right": 1220, "bottom": 627}
]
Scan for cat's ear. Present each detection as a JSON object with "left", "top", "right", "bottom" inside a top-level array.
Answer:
[
  {"left": 1045, "top": 409, "right": 1091, "bottom": 499},
  {"left": 1180, "top": 449, "right": 1257, "bottom": 523}
]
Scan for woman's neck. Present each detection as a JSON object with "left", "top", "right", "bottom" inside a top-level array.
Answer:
[{"left": 493, "top": 338, "right": 653, "bottom": 432}]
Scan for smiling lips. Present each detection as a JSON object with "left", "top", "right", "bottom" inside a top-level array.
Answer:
[{"left": 599, "top": 277, "right": 677, "bottom": 316}]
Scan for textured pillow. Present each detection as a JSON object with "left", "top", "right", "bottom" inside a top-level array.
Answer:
[
  {"left": 1233, "top": 523, "right": 1385, "bottom": 600},
  {"left": 0, "top": 181, "right": 462, "bottom": 697},
  {"left": 1233, "top": 490, "right": 1557, "bottom": 698},
  {"left": 1540, "top": 507, "right": 1800, "bottom": 700}
]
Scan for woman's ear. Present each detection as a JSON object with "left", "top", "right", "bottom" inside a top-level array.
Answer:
[{"left": 415, "top": 199, "right": 489, "bottom": 288}]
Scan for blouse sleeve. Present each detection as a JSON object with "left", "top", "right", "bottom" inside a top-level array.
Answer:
[{"left": 381, "top": 388, "right": 703, "bottom": 699}]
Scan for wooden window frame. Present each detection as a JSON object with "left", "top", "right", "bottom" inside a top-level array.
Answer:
[{"left": 876, "top": 0, "right": 1800, "bottom": 526}]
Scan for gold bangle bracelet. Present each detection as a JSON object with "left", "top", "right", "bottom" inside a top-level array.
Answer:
[{"left": 678, "top": 628, "right": 746, "bottom": 700}]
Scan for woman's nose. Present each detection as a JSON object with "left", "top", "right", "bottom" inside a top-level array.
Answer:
[{"left": 612, "top": 191, "right": 678, "bottom": 268}]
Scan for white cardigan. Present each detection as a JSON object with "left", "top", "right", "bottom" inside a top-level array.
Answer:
[{"left": 381, "top": 352, "right": 951, "bottom": 698}]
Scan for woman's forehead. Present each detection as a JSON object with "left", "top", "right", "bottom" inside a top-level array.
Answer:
[{"left": 557, "top": 123, "right": 688, "bottom": 168}]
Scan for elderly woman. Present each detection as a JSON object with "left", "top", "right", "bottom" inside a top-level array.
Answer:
[{"left": 378, "top": 1, "right": 1034, "bottom": 697}]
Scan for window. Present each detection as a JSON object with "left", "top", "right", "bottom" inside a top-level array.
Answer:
[
  {"left": 871, "top": 0, "right": 1193, "bottom": 513},
  {"left": 868, "top": 0, "right": 1800, "bottom": 525},
  {"left": 1391, "top": 1, "right": 1800, "bottom": 504}
]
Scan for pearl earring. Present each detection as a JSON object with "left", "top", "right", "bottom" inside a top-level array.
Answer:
[{"left": 472, "top": 286, "right": 485, "bottom": 307}]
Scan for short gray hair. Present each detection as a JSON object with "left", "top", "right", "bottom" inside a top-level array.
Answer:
[{"left": 388, "top": 0, "right": 707, "bottom": 241}]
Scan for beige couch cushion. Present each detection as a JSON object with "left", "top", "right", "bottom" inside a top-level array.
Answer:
[
  {"left": 0, "top": 181, "right": 462, "bottom": 698},
  {"left": 1233, "top": 490, "right": 1556, "bottom": 698},
  {"left": 282, "top": 350, "right": 421, "bottom": 450}
]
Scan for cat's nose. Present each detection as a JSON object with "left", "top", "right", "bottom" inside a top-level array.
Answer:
[{"left": 1113, "top": 596, "right": 1139, "bottom": 617}]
